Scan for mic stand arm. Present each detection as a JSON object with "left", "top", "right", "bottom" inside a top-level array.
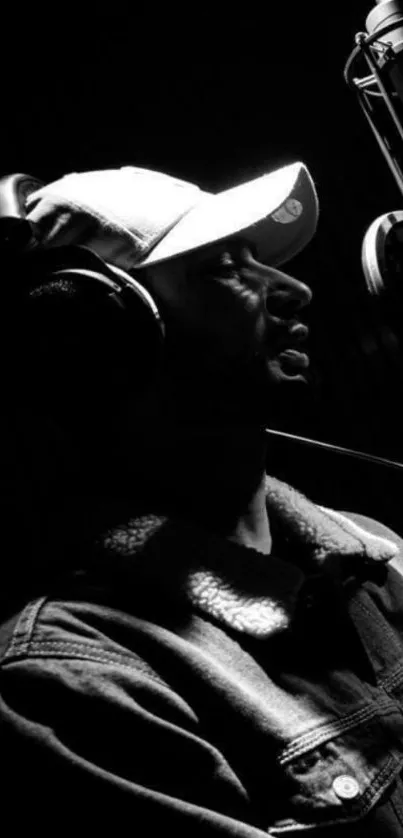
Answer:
[
  {"left": 265, "top": 428, "right": 403, "bottom": 472},
  {"left": 344, "top": 19, "right": 403, "bottom": 197}
]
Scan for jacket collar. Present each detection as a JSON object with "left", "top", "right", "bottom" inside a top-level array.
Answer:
[
  {"left": 100, "top": 476, "right": 399, "bottom": 638},
  {"left": 264, "top": 476, "right": 398, "bottom": 564}
]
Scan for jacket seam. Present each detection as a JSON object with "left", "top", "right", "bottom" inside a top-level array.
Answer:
[
  {"left": 269, "top": 753, "right": 402, "bottom": 833},
  {"left": 5, "top": 597, "right": 49, "bottom": 658},
  {"left": 360, "top": 752, "right": 403, "bottom": 807},
  {"left": 353, "top": 598, "right": 399, "bottom": 648},
  {"left": 390, "top": 774, "right": 403, "bottom": 826},
  {"left": 1, "top": 639, "right": 168, "bottom": 689},
  {"left": 380, "top": 661, "right": 403, "bottom": 691},
  {"left": 279, "top": 697, "right": 395, "bottom": 764}
]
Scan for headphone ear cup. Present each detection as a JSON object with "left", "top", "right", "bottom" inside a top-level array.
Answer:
[
  {"left": 51, "top": 264, "right": 165, "bottom": 381},
  {"left": 12, "top": 260, "right": 165, "bottom": 431}
]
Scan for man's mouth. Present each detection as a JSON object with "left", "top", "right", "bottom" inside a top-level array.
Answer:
[
  {"left": 278, "top": 347, "right": 310, "bottom": 370},
  {"left": 262, "top": 313, "right": 311, "bottom": 379},
  {"left": 276, "top": 321, "right": 310, "bottom": 372}
]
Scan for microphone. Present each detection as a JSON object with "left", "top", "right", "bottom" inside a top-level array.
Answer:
[
  {"left": 366, "top": 1, "right": 403, "bottom": 58},
  {"left": 345, "top": 1, "right": 403, "bottom": 294}
]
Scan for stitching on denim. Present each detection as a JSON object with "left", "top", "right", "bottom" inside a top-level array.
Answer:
[
  {"left": 280, "top": 700, "right": 390, "bottom": 764},
  {"left": 280, "top": 704, "right": 378, "bottom": 763},
  {"left": 389, "top": 774, "right": 403, "bottom": 825},
  {"left": 6, "top": 597, "right": 49, "bottom": 657},
  {"left": 353, "top": 598, "right": 398, "bottom": 647},
  {"left": 359, "top": 753, "right": 402, "bottom": 807},
  {"left": 268, "top": 755, "right": 402, "bottom": 834},
  {"left": 382, "top": 670, "right": 403, "bottom": 691},
  {"left": 381, "top": 661, "right": 403, "bottom": 691},
  {"left": 3, "top": 640, "right": 168, "bottom": 690}
]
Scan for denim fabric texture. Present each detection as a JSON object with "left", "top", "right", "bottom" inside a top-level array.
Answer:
[{"left": 2, "top": 476, "right": 403, "bottom": 835}]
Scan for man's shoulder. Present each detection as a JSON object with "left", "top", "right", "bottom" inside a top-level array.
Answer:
[
  {"left": 333, "top": 509, "right": 403, "bottom": 575},
  {"left": 0, "top": 589, "right": 165, "bottom": 679},
  {"left": 336, "top": 509, "right": 403, "bottom": 543}
]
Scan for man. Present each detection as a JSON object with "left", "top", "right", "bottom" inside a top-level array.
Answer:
[{"left": 1, "top": 161, "right": 403, "bottom": 835}]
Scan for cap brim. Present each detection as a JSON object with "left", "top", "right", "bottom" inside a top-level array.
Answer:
[{"left": 136, "top": 162, "right": 318, "bottom": 269}]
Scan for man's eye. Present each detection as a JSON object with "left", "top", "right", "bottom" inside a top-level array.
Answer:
[
  {"left": 220, "top": 254, "right": 235, "bottom": 266},
  {"left": 192, "top": 252, "right": 241, "bottom": 280}
]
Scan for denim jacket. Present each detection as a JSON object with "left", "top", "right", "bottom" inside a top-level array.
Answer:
[{"left": 2, "top": 475, "right": 403, "bottom": 835}]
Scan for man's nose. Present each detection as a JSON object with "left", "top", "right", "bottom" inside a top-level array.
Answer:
[{"left": 265, "top": 268, "right": 312, "bottom": 313}]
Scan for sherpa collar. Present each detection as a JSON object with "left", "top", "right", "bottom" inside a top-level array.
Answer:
[{"left": 101, "top": 476, "right": 400, "bottom": 639}]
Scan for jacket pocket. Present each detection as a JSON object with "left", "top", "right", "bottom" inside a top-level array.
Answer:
[{"left": 268, "top": 710, "right": 403, "bottom": 834}]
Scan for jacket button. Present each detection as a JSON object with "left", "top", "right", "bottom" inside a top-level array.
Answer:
[{"left": 332, "top": 775, "right": 360, "bottom": 800}]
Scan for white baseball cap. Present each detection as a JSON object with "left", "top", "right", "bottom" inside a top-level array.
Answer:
[{"left": 26, "top": 162, "right": 319, "bottom": 272}]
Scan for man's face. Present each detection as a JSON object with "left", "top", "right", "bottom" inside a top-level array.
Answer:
[{"left": 142, "top": 238, "right": 312, "bottom": 421}]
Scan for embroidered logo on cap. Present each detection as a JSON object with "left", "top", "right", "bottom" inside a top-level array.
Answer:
[{"left": 271, "top": 199, "right": 303, "bottom": 224}]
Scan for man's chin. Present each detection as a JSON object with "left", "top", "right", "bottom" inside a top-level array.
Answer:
[{"left": 225, "top": 355, "right": 310, "bottom": 428}]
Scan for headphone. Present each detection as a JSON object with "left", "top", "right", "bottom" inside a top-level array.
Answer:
[
  {"left": 5, "top": 176, "right": 403, "bottom": 479},
  {"left": 0, "top": 173, "right": 166, "bottom": 389}
]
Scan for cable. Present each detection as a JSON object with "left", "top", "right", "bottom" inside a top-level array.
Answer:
[{"left": 264, "top": 428, "right": 403, "bottom": 471}]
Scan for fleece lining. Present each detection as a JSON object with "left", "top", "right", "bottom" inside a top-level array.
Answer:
[{"left": 100, "top": 475, "right": 399, "bottom": 638}]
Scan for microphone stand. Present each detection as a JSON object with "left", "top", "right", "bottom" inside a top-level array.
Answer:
[{"left": 344, "top": 16, "right": 403, "bottom": 197}]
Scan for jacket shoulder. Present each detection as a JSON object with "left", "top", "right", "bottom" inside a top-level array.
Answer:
[{"left": 339, "top": 509, "right": 403, "bottom": 575}]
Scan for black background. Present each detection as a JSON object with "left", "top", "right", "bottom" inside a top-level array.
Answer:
[{"left": 4, "top": 5, "right": 403, "bottom": 528}]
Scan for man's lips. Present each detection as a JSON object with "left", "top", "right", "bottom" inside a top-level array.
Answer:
[
  {"left": 274, "top": 320, "right": 310, "bottom": 370},
  {"left": 267, "top": 318, "right": 309, "bottom": 351},
  {"left": 288, "top": 322, "right": 309, "bottom": 342},
  {"left": 278, "top": 348, "right": 310, "bottom": 369}
]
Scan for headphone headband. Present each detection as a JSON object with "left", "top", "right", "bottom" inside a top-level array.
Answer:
[{"left": 0, "top": 173, "right": 165, "bottom": 387}]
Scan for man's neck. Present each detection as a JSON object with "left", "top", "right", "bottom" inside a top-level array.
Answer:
[
  {"left": 225, "top": 471, "right": 272, "bottom": 555},
  {"left": 133, "top": 423, "right": 272, "bottom": 554}
]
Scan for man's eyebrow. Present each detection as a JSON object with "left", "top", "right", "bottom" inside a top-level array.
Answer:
[
  {"left": 190, "top": 239, "right": 257, "bottom": 274},
  {"left": 191, "top": 247, "right": 232, "bottom": 270},
  {"left": 226, "top": 237, "right": 258, "bottom": 258}
]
